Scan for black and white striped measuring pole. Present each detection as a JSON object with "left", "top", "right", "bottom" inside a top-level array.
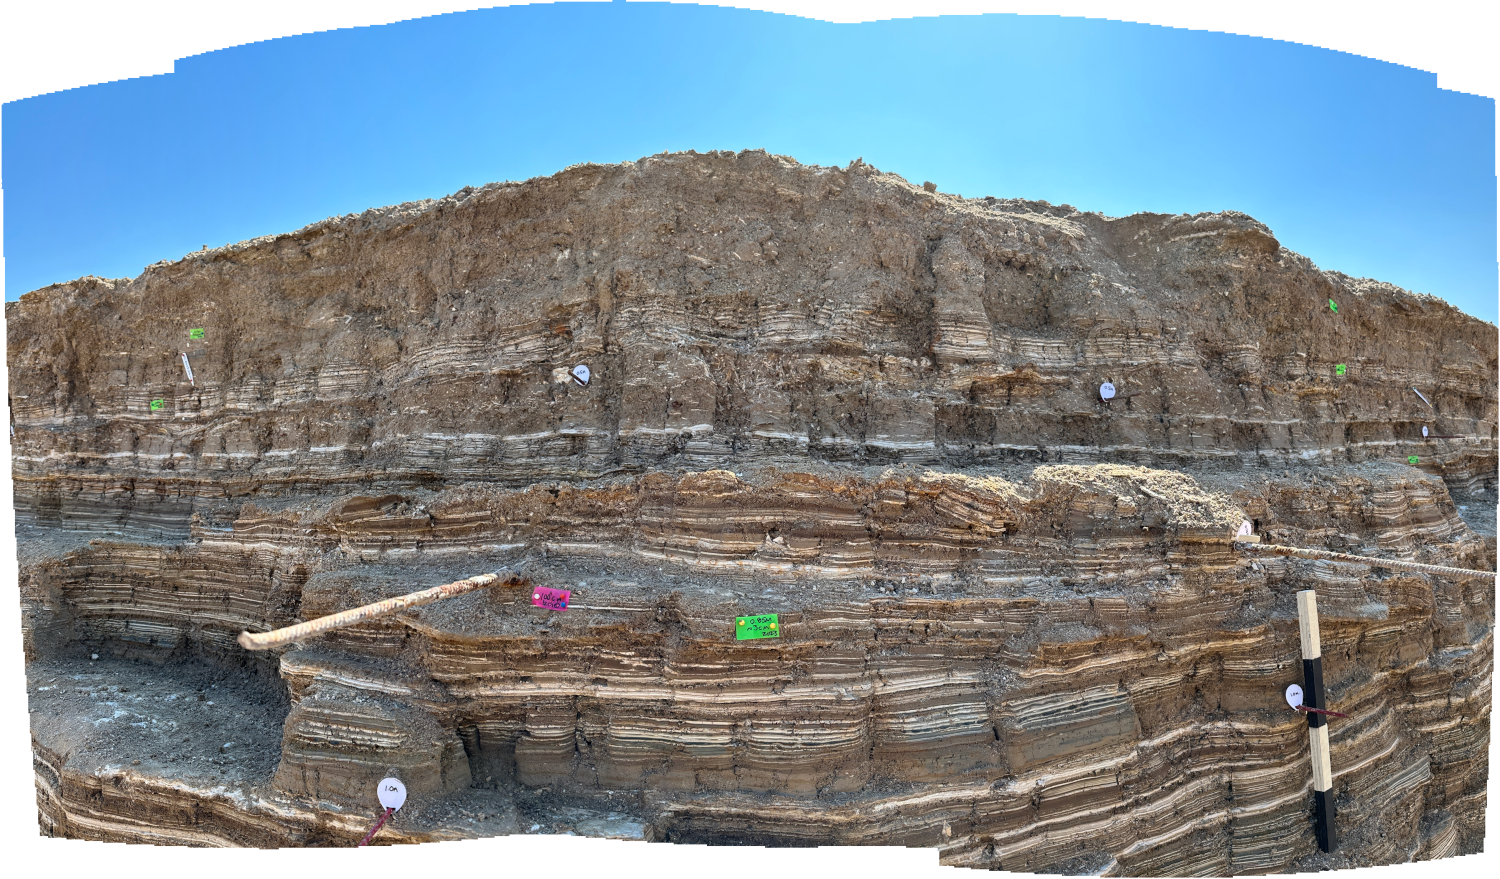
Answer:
[{"left": 1297, "top": 589, "right": 1337, "bottom": 853}]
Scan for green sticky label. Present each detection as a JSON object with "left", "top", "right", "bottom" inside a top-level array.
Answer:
[
  {"left": 1328, "top": 298, "right": 1338, "bottom": 313},
  {"left": 189, "top": 328, "right": 205, "bottom": 339},
  {"left": 735, "top": 614, "right": 779, "bottom": 640},
  {"left": 1335, "top": 364, "right": 1346, "bottom": 376},
  {"left": 1408, "top": 455, "right": 1420, "bottom": 464},
  {"left": 150, "top": 399, "right": 164, "bottom": 411}
]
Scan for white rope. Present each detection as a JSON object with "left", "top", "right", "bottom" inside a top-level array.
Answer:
[{"left": 1236, "top": 542, "right": 1492, "bottom": 579}]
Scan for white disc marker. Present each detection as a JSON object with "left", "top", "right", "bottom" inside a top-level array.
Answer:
[
  {"left": 1237, "top": 521, "right": 1253, "bottom": 538},
  {"left": 1285, "top": 684, "right": 1304, "bottom": 711},
  {"left": 1422, "top": 425, "right": 1429, "bottom": 438},
  {"left": 571, "top": 364, "right": 591, "bottom": 387},
  {"left": 377, "top": 777, "right": 407, "bottom": 811},
  {"left": 1099, "top": 381, "right": 1116, "bottom": 400}
]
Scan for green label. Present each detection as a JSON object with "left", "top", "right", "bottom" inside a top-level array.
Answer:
[
  {"left": 189, "top": 328, "right": 205, "bottom": 339},
  {"left": 150, "top": 399, "right": 164, "bottom": 411},
  {"left": 735, "top": 614, "right": 779, "bottom": 640},
  {"left": 1408, "top": 455, "right": 1420, "bottom": 464},
  {"left": 1328, "top": 298, "right": 1338, "bottom": 313},
  {"left": 1335, "top": 364, "right": 1346, "bottom": 376}
]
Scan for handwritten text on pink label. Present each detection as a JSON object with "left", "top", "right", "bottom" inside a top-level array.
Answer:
[{"left": 532, "top": 587, "right": 571, "bottom": 611}]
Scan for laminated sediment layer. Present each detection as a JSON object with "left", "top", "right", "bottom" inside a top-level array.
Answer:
[
  {"left": 8, "top": 151, "right": 1496, "bottom": 528},
  {"left": 10, "top": 150, "right": 1497, "bottom": 872}
]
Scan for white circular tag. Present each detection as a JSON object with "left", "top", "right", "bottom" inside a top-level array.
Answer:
[
  {"left": 1237, "top": 521, "right": 1253, "bottom": 537},
  {"left": 377, "top": 777, "right": 407, "bottom": 810},
  {"left": 1099, "top": 382, "right": 1116, "bottom": 400},
  {"left": 1422, "top": 425, "right": 1429, "bottom": 437},
  {"left": 571, "top": 364, "right": 591, "bottom": 386},
  {"left": 1285, "top": 684, "right": 1304, "bottom": 711}
]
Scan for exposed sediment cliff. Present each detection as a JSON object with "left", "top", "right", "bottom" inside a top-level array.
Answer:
[{"left": 10, "top": 150, "right": 1497, "bottom": 872}]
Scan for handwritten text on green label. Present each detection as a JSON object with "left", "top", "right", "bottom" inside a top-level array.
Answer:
[{"left": 735, "top": 614, "right": 779, "bottom": 640}]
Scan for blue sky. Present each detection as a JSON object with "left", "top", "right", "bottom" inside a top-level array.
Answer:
[{"left": 2, "top": 2, "right": 1495, "bottom": 322}]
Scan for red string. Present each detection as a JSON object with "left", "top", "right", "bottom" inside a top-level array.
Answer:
[
  {"left": 1296, "top": 705, "right": 1350, "bottom": 719},
  {"left": 359, "top": 807, "right": 394, "bottom": 847}
]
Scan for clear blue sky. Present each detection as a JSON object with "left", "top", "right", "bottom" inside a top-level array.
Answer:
[{"left": 3, "top": 2, "right": 1495, "bottom": 322}]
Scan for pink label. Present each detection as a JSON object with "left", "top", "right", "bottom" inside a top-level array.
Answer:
[{"left": 531, "top": 587, "right": 571, "bottom": 611}]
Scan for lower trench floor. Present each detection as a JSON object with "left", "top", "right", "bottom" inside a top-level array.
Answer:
[
  {"left": 26, "top": 650, "right": 1480, "bottom": 871},
  {"left": 27, "top": 654, "right": 654, "bottom": 846}
]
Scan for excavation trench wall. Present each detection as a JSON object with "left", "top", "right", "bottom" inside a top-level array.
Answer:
[{"left": 11, "top": 150, "right": 1496, "bottom": 871}]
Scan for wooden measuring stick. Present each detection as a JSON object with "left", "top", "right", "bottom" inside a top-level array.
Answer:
[
  {"left": 237, "top": 568, "right": 526, "bottom": 651},
  {"left": 1297, "top": 589, "right": 1337, "bottom": 853}
]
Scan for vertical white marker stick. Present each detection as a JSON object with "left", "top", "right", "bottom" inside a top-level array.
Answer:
[
  {"left": 181, "top": 352, "right": 195, "bottom": 386},
  {"left": 1297, "top": 589, "right": 1337, "bottom": 853}
]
